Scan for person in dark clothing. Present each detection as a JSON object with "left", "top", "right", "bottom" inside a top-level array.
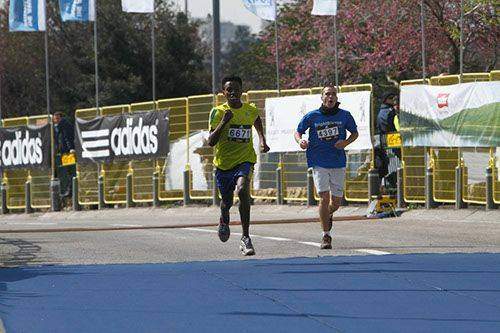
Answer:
[
  {"left": 375, "top": 93, "right": 401, "bottom": 192},
  {"left": 53, "top": 112, "right": 76, "bottom": 198},
  {"left": 377, "top": 93, "right": 399, "bottom": 134}
]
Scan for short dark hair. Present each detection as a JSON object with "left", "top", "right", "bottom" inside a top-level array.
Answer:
[
  {"left": 322, "top": 84, "right": 337, "bottom": 94},
  {"left": 53, "top": 112, "right": 64, "bottom": 117},
  {"left": 221, "top": 76, "right": 243, "bottom": 88},
  {"left": 382, "top": 93, "right": 397, "bottom": 103}
]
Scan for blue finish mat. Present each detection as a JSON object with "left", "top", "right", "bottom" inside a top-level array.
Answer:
[{"left": 1, "top": 253, "right": 500, "bottom": 332}]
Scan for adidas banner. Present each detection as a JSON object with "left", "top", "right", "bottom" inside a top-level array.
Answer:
[
  {"left": 0, "top": 123, "right": 51, "bottom": 170},
  {"left": 75, "top": 111, "right": 169, "bottom": 164}
]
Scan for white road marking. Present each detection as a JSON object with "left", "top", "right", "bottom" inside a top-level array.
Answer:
[
  {"left": 5, "top": 222, "right": 56, "bottom": 226},
  {"left": 182, "top": 228, "right": 391, "bottom": 254},
  {"left": 298, "top": 241, "right": 322, "bottom": 248},
  {"left": 356, "top": 249, "right": 391, "bottom": 255}
]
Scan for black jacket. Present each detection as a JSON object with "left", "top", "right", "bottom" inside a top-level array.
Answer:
[
  {"left": 377, "top": 103, "right": 398, "bottom": 134},
  {"left": 54, "top": 118, "right": 75, "bottom": 154}
]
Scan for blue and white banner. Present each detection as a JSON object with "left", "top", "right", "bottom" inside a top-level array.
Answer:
[
  {"left": 121, "top": 0, "right": 154, "bottom": 13},
  {"left": 242, "top": 0, "right": 276, "bottom": 21},
  {"left": 9, "top": 0, "right": 46, "bottom": 32},
  {"left": 311, "top": 0, "right": 338, "bottom": 16},
  {"left": 59, "top": 0, "right": 95, "bottom": 22}
]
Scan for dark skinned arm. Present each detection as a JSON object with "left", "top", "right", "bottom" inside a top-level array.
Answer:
[
  {"left": 253, "top": 115, "right": 270, "bottom": 153},
  {"left": 208, "top": 110, "right": 233, "bottom": 147}
]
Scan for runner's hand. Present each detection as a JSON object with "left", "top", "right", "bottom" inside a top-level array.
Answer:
[
  {"left": 261, "top": 142, "right": 270, "bottom": 153},
  {"left": 299, "top": 139, "right": 308, "bottom": 149},
  {"left": 222, "top": 110, "right": 233, "bottom": 124}
]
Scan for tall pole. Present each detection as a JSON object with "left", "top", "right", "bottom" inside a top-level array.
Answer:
[
  {"left": 152, "top": 2, "right": 156, "bottom": 111},
  {"left": 333, "top": 15, "right": 339, "bottom": 88},
  {"left": 274, "top": 1, "right": 280, "bottom": 95},
  {"left": 44, "top": 6, "right": 54, "bottom": 180},
  {"left": 94, "top": 0, "right": 99, "bottom": 111},
  {"left": 459, "top": 0, "right": 464, "bottom": 79},
  {"left": 212, "top": 0, "right": 220, "bottom": 98},
  {"left": 184, "top": 0, "right": 188, "bottom": 15},
  {"left": 421, "top": 0, "right": 427, "bottom": 80}
]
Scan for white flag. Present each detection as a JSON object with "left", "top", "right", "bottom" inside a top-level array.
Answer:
[
  {"left": 242, "top": 0, "right": 276, "bottom": 21},
  {"left": 311, "top": 0, "right": 338, "bottom": 16},
  {"left": 121, "top": 0, "right": 154, "bottom": 13}
]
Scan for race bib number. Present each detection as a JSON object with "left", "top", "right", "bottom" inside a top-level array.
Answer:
[
  {"left": 316, "top": 123, "right": 339, "bottom": 141},
  {"left": 228, "top": 125, "right": 252, "bottom": 142}
]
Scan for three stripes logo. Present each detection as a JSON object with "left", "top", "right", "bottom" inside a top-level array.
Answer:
[{"left": 81, "top": 129, "right": 110, "bottom": 159}]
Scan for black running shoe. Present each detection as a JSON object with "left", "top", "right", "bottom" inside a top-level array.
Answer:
[
  {"left": 240, "top": 236, "right": 255, "bottom": 256},
  {"left": 218, "top": 217, "right": 230, "bottom": 242},
  {"left": 320, "top": 234, "right": 332, "bottom": 250}
]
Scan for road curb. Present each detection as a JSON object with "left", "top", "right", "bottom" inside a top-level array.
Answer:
[{"left": 0, "top": 215, "right": 370, "bottom": 234}]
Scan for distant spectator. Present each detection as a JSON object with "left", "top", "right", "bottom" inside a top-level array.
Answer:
[
  {"left": 377, "top": 93, "right": 399, "bottom": 135},
  {"left": 53, "top": 112, "right": 75, "bottom": 199}
]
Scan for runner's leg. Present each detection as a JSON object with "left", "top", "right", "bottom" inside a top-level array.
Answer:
[
  {"left": 236, "top": 175, "right": 250, "bottom": 237},
  {"left": 318, "top": 191, "right": 331, "bottom": 232}
]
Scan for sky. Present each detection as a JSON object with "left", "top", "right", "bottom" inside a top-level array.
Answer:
[{"left": 174, "top": 0, "right": 293, "bottom": 33}]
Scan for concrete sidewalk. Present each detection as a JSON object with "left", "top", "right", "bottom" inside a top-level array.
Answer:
[{"left": 0, "top": 204, "right": 498, "bottom": 233}]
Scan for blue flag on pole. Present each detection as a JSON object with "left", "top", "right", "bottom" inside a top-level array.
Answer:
[
  {"left": 242, "top": 0, "right": 276, "bottom": 21},
  {"left": 59, "top": 0, "right": 95, "bottom": 22},
  {"left": 9, "top": 0, "right": 46, "bottom": 31}
]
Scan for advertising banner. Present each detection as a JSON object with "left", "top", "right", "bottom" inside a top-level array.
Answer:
[
  {"left": 265, "top": 91, "right": 371, "bottom": 153},
  {"left": 75, "top": 110, "right": 169, "bottom": 164},
  {"left": 400, "top": 82, "right": 500, "bottom": 147},
  {"left": 0, "top": 123, "right": 51, "bottom": 170}
]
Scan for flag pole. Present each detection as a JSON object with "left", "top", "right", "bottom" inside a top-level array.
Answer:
[
  {"left": 273, "top": 1, "right": 280, "bottom": 95},
  {"left": 333, "top": 14, "right": 339, "bottom": 88},
  {"left": 94, "top": 0, "right": 99, "bottom": 112},
  {"left": 152, "top": 1, "right": 156, "bottom": 111},
  {"left": 459, "top": 0, "right": 464, "bottom": 81},
  {"left": 420, "top": 0, "right": 427, "bottom": 80}
]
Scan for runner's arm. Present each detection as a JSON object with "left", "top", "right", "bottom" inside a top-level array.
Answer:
[
  {"left": 254, "top": 116, "right": 270, "bottom": 153},
  {"left": 208, "top": 110, "right": 232, "bottom": 147}
]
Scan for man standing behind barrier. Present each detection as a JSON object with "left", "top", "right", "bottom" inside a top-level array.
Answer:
[
  {"left": 294, "top": 85, "right": 358, "bottom": 249},
  {"left": 53, "top": 112, "right": 75, "bottom": 199},
  {"left": 208, "top": 76, "right": 270, "bottom": 256}
]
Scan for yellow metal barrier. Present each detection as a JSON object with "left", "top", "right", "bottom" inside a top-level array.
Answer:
[
  {"left": 75, "top": 107, "right": 100, "bottom": 206},
  {"left": 129, "top": 102, "right": 157, "bottom": 203},
  {"left": 432, "top": 148, "right": 460, "bottom": 203},
  {"left": 490, "top": 70, "right": 500, "bottom": 81},
  {"left": 493, "top": 148, "right": 500, "bottom": 204},
  {"left": 28, "top": 115, "right": 51, "bottom": 209},
  {"left": 157, "top": 97, "right": 188, "bottom": 201},
  {"left": 344, "top": 149, "right": 371, "bottom": 202},
  {"left": 401, "top": 147, "right": 426, "bottom": 203},
  {"left": 462, "top": 147, "right": 489, "bottom": 204},
  {"left": 187, "top": 94, "right": 215, "bottom": 199},
  {"left": 101, "top": 105, "right": 130, "bottom": 205},
  {"left": 247, "top": 90, "right": 279, "bottom": 200},
  {"left": 277, "top": 89, "right": 312, "bottom": 202},
  {"left": 461, "top": 73, "right": 490, "bottom": 83},
  {"left": 2, "top": 117, "right": 29, "bottom": 210},
  {"left": 429, "top": 75, "right": 460, "bottom": 85}
]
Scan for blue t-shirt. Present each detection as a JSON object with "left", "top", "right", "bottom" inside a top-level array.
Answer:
[{"left": 296, "top": 108, "right": 358, "bottom": 168}]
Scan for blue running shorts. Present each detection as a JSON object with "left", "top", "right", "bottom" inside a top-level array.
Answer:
[{"left": 215, "top": 162, "right": 253, "bottom": 198}]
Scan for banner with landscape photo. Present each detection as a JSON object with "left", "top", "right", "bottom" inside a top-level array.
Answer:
[{"left": 399, "top": 82, "right": 500, "bottom": 147}]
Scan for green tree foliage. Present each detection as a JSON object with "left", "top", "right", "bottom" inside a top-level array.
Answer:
[{"left": 0, "top": 0, "right": 211, "bottom": 118}]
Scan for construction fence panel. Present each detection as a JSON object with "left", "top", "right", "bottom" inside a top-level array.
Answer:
[
  {"left": 401, "top": 147, "right": 426, "bottom": 203},
  {"left": 75, "top": 108, "right": 100, "bottom": 206},
  {"left": 158, "top": 98, "right": 188, "bottom": 201},
  {"left": 130, "top": 102, "right": 156, "bottom": 203},
  {"left": 432, "top": 148, "right": 460, "bottom": 203},
  {"left": 187, "top": 94, "right": 215, "bottom": 200},
  {"left": 2, "top": 117, "right": 29, "bottom": 210},
  {"left": 101, "top": 105, "right": 130, "bottom": 205},
  {"left": 462, "top": 147, "right": 490, "bottom": 205},
  {"left": 247, "top": 90, "right": 279, "bottom": 200},
  {"left": 28, "top": 115, "right": 51, "bottom": 209}
]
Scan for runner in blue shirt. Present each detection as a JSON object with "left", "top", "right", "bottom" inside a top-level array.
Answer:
[{"left": 294, "top": 85, "right": 359, "bottom": 249}]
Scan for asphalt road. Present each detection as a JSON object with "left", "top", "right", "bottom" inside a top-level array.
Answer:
[{"left": 1, "top": 215, "right": 499, "bottom": 266}]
